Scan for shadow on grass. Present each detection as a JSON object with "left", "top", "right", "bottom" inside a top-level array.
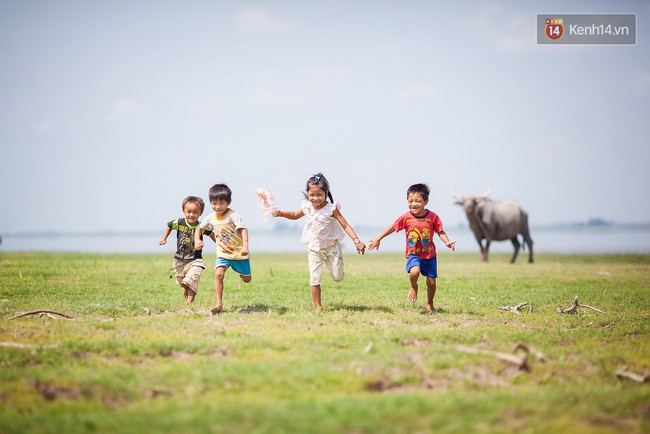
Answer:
[
  {"left": 419, "top": 307, "right": 448, "bottom": 315},
  {"left": 237, "top": 304, "right": 289, "bottom": 315},
  {"left": 331, "top": 304, "right": 394, "bottom": 313}
]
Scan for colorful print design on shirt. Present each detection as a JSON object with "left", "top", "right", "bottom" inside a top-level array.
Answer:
[
  {"left": 407, "top": 227, "right": 432, "bottom": 248},
  {"left": 393, "top": 210, "right": 443, "bottom": 259},
  {"left": 218, "top": 227, "right": 241, "bottom": 256},
  {"left": 169, "top": 217, "right": 211, "bottom": 261}
]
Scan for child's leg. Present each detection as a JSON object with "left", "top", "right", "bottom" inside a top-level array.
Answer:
[
  {"left": 308, "top": 251, "right": 325, "bottom": 311},
  {"left": 176, "top": 278, "right": 189, "bottom": 299},
  {"left": 211, "top": 266, "right": 227, "bottom": 314},
  {"left": 179, "top": 280, "right": 192, "bottom": 302},
  {"left": 408, "top": 266, "right": 421, "bottom": 302},
  {"left": 425, "top": 277, "right": 437, "bottom": 313},
  {"left": 173, "top": 260, "right": 190, "bottom": 299},
  {"left": 310, "top": 285, "right": 323, "bottom": 312},
  {"left": 182, "top": 260, "right": 205, "bottom": 305},
  {"left": 324, "top": 242, "right": 344, "bottom": 282},
  {"left": 232, "top": 259, "right": 252, "bottom": 284}
]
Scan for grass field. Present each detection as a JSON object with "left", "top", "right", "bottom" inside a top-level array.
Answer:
[{"left": 1, "top": 251, "right": 649, "bottom": 433}]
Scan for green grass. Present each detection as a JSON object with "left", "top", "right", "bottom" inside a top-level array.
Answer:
[{"left": 1, "top": 252, "right": 649, "bottom": 433}]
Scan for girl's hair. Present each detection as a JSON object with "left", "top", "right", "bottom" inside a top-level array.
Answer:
[
  {"left": 182, "top": 196, "right": 205, "bottom": 213},
  {"left": 208, "top": 184, "right": 232, "bottom": 203},
  {"left": 305, "top": 172, "right": 334, "bottom": 203},
  {"left": 407, "top": 183, "right": 430, "bottom": 201}
]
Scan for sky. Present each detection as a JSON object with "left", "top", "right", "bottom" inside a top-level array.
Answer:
[{"left": 1, "top": 0, "right": 649, "bottom": 236}]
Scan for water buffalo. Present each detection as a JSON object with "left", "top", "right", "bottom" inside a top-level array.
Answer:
[{"left": 452, "top": 189, "right": 533, "bottom": 263}]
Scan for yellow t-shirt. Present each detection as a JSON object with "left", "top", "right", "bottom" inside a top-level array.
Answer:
[{"left": 199, "top": 209, "right": 248, "bottom": 260}]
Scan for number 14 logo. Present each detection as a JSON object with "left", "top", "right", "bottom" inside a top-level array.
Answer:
[{"left": 545, "top": 18, "right": 564, "bottom": 41}]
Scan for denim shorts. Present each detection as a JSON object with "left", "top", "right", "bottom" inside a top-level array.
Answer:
[{"left": 405, "top": 255, "right": 438, "bottom": 278}]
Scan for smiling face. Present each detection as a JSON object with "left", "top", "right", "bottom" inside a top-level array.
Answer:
[
  {"left": 307, "top": 185, "right": 328, "bottom": 210},
  {"left": 407, "top": 192, "right": 428, "bottom": 217},
  {"left": 183, "top": 201, "right": 202, "bottom": 225},
  {"left": 210, "top": 199, "right": 230, "bottom": 218}
]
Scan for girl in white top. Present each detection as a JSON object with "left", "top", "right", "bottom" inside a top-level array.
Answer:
[{"left": 274, "top": 173, "right": 366, "bottom": 312}]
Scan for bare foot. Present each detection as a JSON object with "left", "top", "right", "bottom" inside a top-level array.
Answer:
[
  {"left": 314, "top": 306, "right": 323, "bottom": 313},
  {"left": 425, "top": 303, "right": 436, "bottom": 313},
  {"left": 408, "top": 287, "right": 418, "bottom": 302},
  {"left": 210, "top": 305, "right": 223, "bottom": 315}
]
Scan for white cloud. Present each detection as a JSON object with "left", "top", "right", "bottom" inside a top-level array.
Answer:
[
  {"left": 108, "top": 98, "right": 151, "bottom": 123},
  {"left": 234, "top": 7, "right": 285, "bottom": 34}
]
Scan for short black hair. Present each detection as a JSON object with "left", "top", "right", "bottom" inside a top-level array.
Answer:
[
  {"left": 208, "top": 184, "right": 232, "bottom": 203},
  {"left": 182, "top": 196, "right": 205, "bottom": 213},
  {"left": 407, "top": 183, "right": 430, "bottom": 201}
]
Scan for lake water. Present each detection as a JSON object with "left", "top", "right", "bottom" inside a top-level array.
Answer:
[{"left": 1, "top": 226, "right": 649, "bottom": 255}]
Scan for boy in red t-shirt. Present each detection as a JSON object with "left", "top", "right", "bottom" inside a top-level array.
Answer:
[{"left": 368, "top": 183, "right": 456, "bottom": 313}]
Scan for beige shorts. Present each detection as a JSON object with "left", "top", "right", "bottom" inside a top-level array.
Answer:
[
  {"left": 172, "top": 258, "right": 206, "bottom": 294},
  {"left": 307, "top": 241, "right": 344, "bottom": 286}
]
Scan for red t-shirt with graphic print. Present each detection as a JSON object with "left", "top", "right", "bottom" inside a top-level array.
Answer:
[{"left": 392, "top": 210, "right": 444, "bottom": 259}]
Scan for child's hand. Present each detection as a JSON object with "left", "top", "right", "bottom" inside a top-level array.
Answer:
[
  {"left": 271, "top": 209, "right": 280, "bottom": 217},
  {"left": 241, "top": 247, "right": 249, "bottom": 257},
  {"left": 195, "top": 240, "right": 204, "bottom": 251},
  {"left": 159, "top": 239, "right": 167, "bottom": 246},
  {"left": 368, "top": 239, "right": 380, "bottom": 251},
  {"left": 446, "top": 240, "right": 456, "bottom": 251},
  {"left": 355, "top": 242, "right": 366, "bottom": 255}
]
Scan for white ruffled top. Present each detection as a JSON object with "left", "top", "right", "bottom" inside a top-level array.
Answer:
[{"left": 300, "top": 200, "right": 345, "bottom": 251}]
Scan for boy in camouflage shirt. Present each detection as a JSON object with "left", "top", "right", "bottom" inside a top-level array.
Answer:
[{"left": 159, "top": 196, "right": 215, "bottom": 304}]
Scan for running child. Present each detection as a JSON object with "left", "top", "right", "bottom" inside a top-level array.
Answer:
[
  {"left": 368, "top": 183, "right": 456, "bottom": 313},
  {"left": 159, "top": 196, "right": 215, "bottom": 304},
  {"left": 273, "top": 173, "right": 365, "bottom": 312},
  {"left": 195, "top": 184, "right": 251, "bottom": 314}
]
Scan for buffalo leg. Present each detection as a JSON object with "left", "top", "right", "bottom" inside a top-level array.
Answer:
[
  {"left": 510, "top": 237, "right": 521, "bottom": 263},
  {"left": 525, "top": 237, "right": 534, "bottom": 263},
  {"left": 481, "top": 240, "right": 490, "bottom": 262},
  {"left": 476, "top": 237, "right": 488, "bottom": 262}
]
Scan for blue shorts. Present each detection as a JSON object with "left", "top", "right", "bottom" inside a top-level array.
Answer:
[
  {"left": 215, "top": 257, "right": 251, "bottom": 276},
  {"left": 405, "top": 255, "right": 438, "bottom": 278}
]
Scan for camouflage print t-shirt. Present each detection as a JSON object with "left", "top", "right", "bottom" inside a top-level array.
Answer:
[{"left": 167, "top": 217, "right": 212, "bottom": 261}]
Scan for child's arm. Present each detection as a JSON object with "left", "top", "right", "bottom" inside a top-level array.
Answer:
[
  {"left": 368, "top": 226, "right": 395, "bottom": 251},
  {"left": 273, "top": 209, "right": 305, "bottom": 220},
  {"left": 438, "top": 230, "right": 456, "bottom": 251},
  {"left": 194, "top": 228, "right": 205, "bottom": 251},
  {"left": 209, "top": 232, "right": 217, "bottom": 243},
  {"left": 239, "top": 228, "right": 249, "bottom": 257},
  {"left": 332, "top": 209, "right": 365, "bottom": 254},
  {"left": 159, "top": 226, "right": 172, "bottom": 246}
]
